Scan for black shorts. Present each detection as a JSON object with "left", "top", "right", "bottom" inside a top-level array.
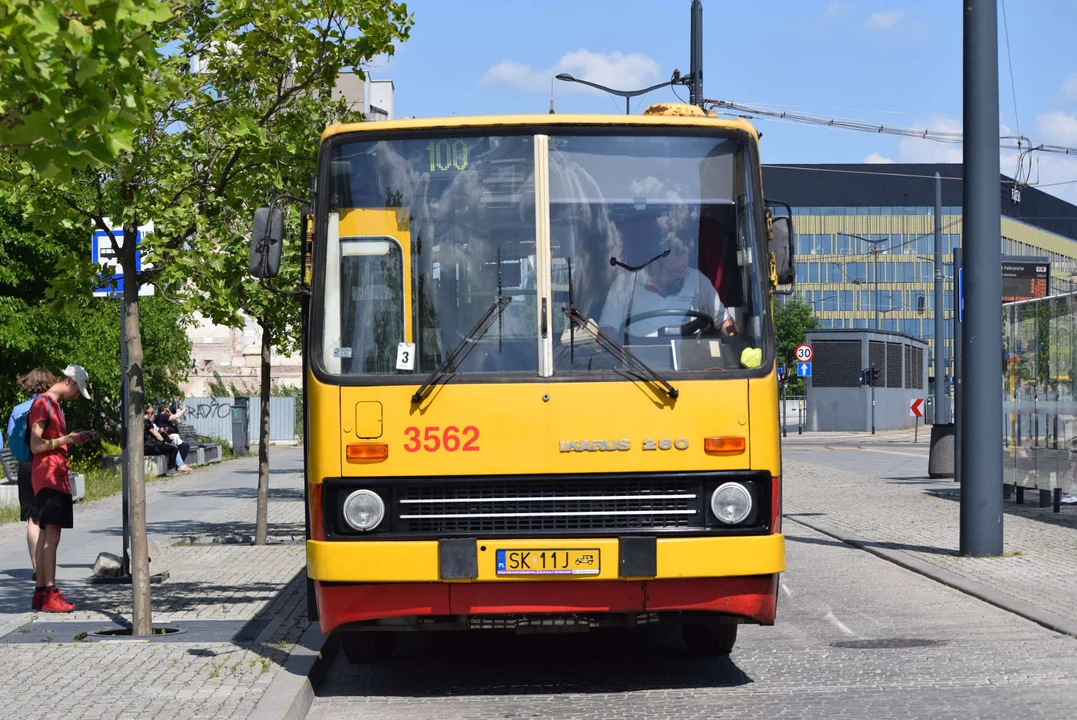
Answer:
[
  {"left": 17, "top": 461, "right": 37, "bottom": 522},
  {"left": 32, "top": 488, "right": 74, "bottom": 529}
]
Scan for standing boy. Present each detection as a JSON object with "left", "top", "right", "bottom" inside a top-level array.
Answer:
[
  {"left": 29, "top": 365, "right": 92, "bottom": 612},
  {"left": 6, "top": 368, "right": 58, "bottom": 583}
]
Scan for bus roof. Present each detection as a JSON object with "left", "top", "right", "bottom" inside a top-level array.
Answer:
[{"left": 321, "top": 107, "right": 760, "bottom": 145}]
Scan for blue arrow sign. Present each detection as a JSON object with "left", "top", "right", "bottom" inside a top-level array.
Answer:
[
  {"left": 797, "top": 362, "right": 812, "bottom": 377},
  {"left": 777, "top": 366, "right": 785, "bottom": 379}
]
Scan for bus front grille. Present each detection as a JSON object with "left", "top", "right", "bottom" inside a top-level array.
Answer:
[{"left": 394, "top": 478, "right": 704, "bottom": 534}]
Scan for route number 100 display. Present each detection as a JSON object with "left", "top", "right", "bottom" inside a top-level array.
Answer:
[{"left": 427, "top": 140, "right": 469, "bottom": 172}]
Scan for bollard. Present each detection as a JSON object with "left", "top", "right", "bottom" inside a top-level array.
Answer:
[
  {"left": 798, "top": 402, "right": 803, "bottom": 435},
  {"left": 1039, "top": 489, "right": 1052, "bottom": 509},
  {"left": 1054, "top": 487, "right": 1062, "bottom": 513},
  {"left": 1016, "top": 486, "right": 1025, "bottom": 504}
]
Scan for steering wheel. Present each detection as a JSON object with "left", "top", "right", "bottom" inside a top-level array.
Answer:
[{"left": 624, "top": 309, "right": 717, "bottom": 338}]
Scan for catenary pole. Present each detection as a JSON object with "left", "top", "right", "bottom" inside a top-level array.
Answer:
[
  {"left": 934, "top": 172, "right": 946, "bottom": 423},
  {"left": 960, "top": 0, "right": 1003, "bottom": 556},
  {"left": 690, "top": 1, "right": 703, "bottom": 106}
]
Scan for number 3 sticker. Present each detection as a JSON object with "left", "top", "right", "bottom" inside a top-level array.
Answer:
[
  {"left": 404, "top": 426, "right": 480, "bottom": 452},
  {"left": 396, "top": 342, "right": 416, "bottom": 371}
]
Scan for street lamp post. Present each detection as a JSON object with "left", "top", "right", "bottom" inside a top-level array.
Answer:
[
  {"left": 555, "top": 72, "right": 689, "bottom": 114},
  {"left": 839, "top": 233, "right": 890, "bottom": 330}
]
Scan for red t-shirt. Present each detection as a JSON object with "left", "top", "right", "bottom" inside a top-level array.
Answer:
[{"left": 30, "top": 395, "right": 70, "bottom": 496}]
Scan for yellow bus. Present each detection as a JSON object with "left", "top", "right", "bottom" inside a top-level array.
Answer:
[{"left": 250, "top": 103, "right": 794, "bottom": 661}]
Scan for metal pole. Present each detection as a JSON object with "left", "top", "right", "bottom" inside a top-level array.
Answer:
[
  {"left": 874, "top": 249, "right": 880, "bottom": 330},
  {"left": 782, "top": 381, "right": 788, "bottom": 438},
  {"left": 119, "top": 295, "right": 131, "bottom": 577},
  {"left": 871, "top": 381, "right": 876, "bottom": 435},
  {"left": 954, "top": 247, "right": 963, "bottom": 484},
  {"left": 960, "top": 0, "right": 1003, "bottom": 556},
  {"left": 690, "top": 0, "right": 703, "bottom": 106},
  {"left": 934, "top": 172, "right": 946, "bottom": 424},
  {"left": 626, "top": 96, "right": 630, "bottom": 115}
]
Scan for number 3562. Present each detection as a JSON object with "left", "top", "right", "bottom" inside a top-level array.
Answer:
[{"left": 404, "top": 426, "right": 480, "bottom": 452}]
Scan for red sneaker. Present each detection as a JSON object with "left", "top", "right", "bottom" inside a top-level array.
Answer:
[
  {"left": 31, "top": 588, "right": 45, "bottom": 611},
  {"left": 40, "top": 587, "right": 75, "bottom": 613}
]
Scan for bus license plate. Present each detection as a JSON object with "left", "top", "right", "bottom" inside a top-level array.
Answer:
[{"left": 496, "top": 549, "right": 600, "bottom": 576}]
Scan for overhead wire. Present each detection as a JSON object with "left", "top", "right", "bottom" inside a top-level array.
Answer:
[{"left": 707, "top": 100, "right": 1077, "bottom": 160}]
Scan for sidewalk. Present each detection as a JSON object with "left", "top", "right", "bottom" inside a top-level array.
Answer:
[
  {"left": 784, "top": 445, "right": 1077, "bottom": 634},
  {"left": 781, "top": 427, "right": 927, "bottom": 446},
  {"left": 0, "top": 448, "right": 310, "bottom": 720}
]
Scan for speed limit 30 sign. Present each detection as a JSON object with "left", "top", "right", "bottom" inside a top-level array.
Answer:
[{"left": 795, "top": 344, "right": 813, "bottom": 363}]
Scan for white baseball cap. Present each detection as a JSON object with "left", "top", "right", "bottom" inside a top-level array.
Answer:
[{"left": 63, "top": 364, "right": 92, "bottom": 400}]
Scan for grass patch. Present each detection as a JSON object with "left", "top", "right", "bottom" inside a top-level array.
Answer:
[
  {"left": 83, "top": 467, "right": 124, "bottom": 503},
  {"left": 0, "top": 503, "right": 20, "bottom": 525}
]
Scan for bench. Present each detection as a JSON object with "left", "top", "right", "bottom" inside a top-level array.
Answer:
[
  {"left": 176, "top": 423, "right": 222, "bottom": 465},
  {"left": 1, "top": 447, "right": 18, "bottom": 483}
]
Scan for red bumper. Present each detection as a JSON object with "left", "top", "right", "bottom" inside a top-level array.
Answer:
[{"left": 317, "top": 575, "right": 778, "bottom": 634}]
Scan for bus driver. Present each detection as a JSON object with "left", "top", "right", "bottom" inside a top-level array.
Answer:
[{"left": 598, "top": 213, "right": 737, "bottom": 341}]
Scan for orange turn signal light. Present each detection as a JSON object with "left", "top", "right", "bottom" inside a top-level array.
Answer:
[
  {"left": 704, "top": 436, "right": 746, "bottom": 456},
  {"left": 346, "top": 443, "right": 388, "bottom": 462}
]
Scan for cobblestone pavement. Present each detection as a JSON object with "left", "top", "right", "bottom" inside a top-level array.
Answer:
[
  {"left": 0, "top": 448, "right": 309, "bottom": 720},
  {"left": 783, "top": 445, "right": 1077, "bottom": 627},
  {"left": 309, "top": 520, "right": 1077, "bottom": 719}
]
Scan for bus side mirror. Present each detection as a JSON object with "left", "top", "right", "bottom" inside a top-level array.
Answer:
[
  {"left": 771, "top": 214, "right": 795, "bottom": 286},
  {"left": 250, "top": 207, "right": 284, "bottom": 278}
]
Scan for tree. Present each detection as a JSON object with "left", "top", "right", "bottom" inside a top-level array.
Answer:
[
  {"left": 13, "top": 1, "right": 411, "bottom": 635},
  {"left": 0, "top": 194, "right": 191, "bottom": 463},
  {"left": 0, "top": 0, "right": 175, "bottom": 176},
  {"left": 149, "top": 1, "right": 411, "bottom": 545},
  {"left": 774, "top": 296, "right": 821, "bottom": 394}
]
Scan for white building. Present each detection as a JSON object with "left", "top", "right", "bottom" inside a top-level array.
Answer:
[{"left": 180, "top": 75, "right": 395, "bottom": 396}]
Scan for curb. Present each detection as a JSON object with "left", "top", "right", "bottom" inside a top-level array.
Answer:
[
  {"left": 248, "top": 623, "right": 340, "bottom": 720},
  {"left": 786, "top": 514, "right": 1077, "bottom": 639}
]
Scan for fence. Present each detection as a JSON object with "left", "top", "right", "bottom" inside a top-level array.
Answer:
[
  {"left": 182, "top": 396, "right": 297, "bottom": 443},
  {"left": 1002, "top": 292, "right": 1077, "bottom": 500},
  {"left": 779, "top": 394, "right": 807, "bottom": 437}
]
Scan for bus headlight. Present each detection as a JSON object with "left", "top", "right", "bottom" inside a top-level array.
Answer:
[
  {"left": 342, "top": 489, "right": 385, "bottom": 531},
  {"left": 711, "top": 482, "right": 752, "bottom": 525}
]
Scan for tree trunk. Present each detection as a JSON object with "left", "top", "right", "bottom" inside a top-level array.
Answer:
[
  {"left": 255, "top": 318, "right": 272, "bottom": 545},
  {"left": 123, "top": 220, "right": 152, "bottom": 635}
]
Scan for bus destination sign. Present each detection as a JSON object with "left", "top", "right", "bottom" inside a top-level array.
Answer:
[{"left": 1001, "top": 257, "right": 1050, "bottom": 302}]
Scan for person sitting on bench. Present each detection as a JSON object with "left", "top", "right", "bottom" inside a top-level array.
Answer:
[{"left": 143, "top": 406, "right": 191, "bottom": 475}]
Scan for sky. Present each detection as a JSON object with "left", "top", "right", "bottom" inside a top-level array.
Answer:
[{"left": 366, "top": 0, "right": 1077, "bottom": 204}]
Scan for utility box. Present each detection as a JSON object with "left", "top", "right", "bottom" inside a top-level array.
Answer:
[{"left": 231, "top": 397, "right": 250, "bottom": 456}]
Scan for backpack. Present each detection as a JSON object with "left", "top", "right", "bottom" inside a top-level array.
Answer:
[{"left": 7, "top": 395, "right": 52, "bottom": 463}]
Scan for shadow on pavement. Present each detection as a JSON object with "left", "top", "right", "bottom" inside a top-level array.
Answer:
[
  {"left": 86, "top": 518, "right": 304, "bottom": 539},
  {"left": 161, "top": 486, "right": 304, "bottom": 501},
  {"left": 322, "top": 627, "right": 753, "bottom": 697}
]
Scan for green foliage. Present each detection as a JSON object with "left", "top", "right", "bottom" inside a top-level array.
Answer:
[
  {"left": 774, "top": 295, "right": 821, "bottom": 394},
  {"left": 0, "top": 0, "right": 175, "bottom": 176},
  {"left": 0, "top": 196, "right": 191, "bottom": 464}
]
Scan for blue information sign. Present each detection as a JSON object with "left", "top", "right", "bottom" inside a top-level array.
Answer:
[{"left": 797, "top": 362, "right": 812, "bottom": 377}]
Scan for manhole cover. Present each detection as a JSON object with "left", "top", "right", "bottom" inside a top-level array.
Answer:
[
  {"left": 831, "top": 638, "right": 944, "bottom": 649},
  {"left": 92, "top": 625, "right": 186, "bottom": 638}
]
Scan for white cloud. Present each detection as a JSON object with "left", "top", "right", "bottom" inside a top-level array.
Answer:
[
  {"left": 864, "top": 152, "right": 895, "bottom": 164},
  {"left": 480, "top": 49, "right": 661, "bottom": 94},
  {"left": 896, "top": 115, "right": 964, "bottom": 163},
  {"left": 822, "top": 1, "right": 853, "bottom": 20},
  {"left": 865, "top": 9, "right": 903, "bottom": 30},
  {"left": 1037, "top": 111, "right": 1077, "bottom": 146},
  {"left": 1061, "top": 74, "right": 1077, "bottom": 103}
]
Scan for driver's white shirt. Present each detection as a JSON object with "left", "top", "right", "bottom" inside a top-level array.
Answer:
[{"left": 599, "top": 268, "right": 731, "bottom": 337}]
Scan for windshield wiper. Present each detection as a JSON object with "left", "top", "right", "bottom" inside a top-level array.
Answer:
[
  {"left": 610, "top": 249, "right": 670, "bottom": 273},
  {"left": 412, "top": 295, "right": 512, "bottom": 404},
  {"left": 560, "top": 307, "right": 678, "bottom": 400}
]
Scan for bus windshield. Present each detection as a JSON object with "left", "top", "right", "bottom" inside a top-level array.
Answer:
[{"left": 317, "top": 131, "right": 768, "bottom": 378}]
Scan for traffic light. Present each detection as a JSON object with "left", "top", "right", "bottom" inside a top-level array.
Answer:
[
  {"left": 917, "top": 295, "right": 925, "bottom": 315},
  {"left": 870, "top": 363, "right": 880, "bottom": 386}
]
